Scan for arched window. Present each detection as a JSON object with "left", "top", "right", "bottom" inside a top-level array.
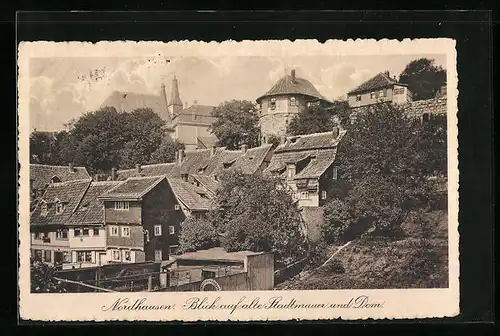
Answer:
[
  {"left": 50, "top": 175, "right": 61, "bottom": 184},
  {"left": 422, "top": 113, "right": 430, "bottom": 123}
]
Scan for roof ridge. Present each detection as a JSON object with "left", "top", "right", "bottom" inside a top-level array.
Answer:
[
  {"left": 31, "top": 163, "right": 88, "bottom": 169},
  {"left": 50, "top": 178, "right": 93, "bottom": 186}
]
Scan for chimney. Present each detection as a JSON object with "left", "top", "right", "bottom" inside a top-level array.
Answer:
[
  {"left": 384, "top": 71, "right": 390, "bottom": 77},
  {"left": 332, "top": 126, "right": 339, "bottom": 139},
  {"left": 210, "top": 145, "right": 216, "bottom": 157},
  {"left": 111, "top": 168, "right": 117, "bottom": 181},
  {"left": 291, "top": 69, "right": 296, "bottom": 83},
  {"left": 178, "top": 149, "right": 185, "bottom": 164},
  {"left": 68, "top": 163, "right": 75, "bottom": 173},
  {"left": 135, "top": 164, "right": 142, "bottom": 175},
  {"left": 280, "top": 135, "right": 287, "bottom": 145},
  {"left": 241, "top": 144, "right": 247, "bottom": 153}
]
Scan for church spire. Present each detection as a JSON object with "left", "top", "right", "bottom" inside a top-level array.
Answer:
[
  {"left": 168, "top": 75, "right": 183, "bottom": 116},
  {"left": 160, "top": 82, "right": 168, "bottom": 107}
]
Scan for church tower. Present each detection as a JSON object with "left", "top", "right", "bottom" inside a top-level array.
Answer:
[{"left": 168, "top": 75, "right": 183, "bottom": 117}]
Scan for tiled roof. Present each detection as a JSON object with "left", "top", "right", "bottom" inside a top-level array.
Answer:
[
  {"left": 167, "top": 178, "right": 211, "bottom": 211},
  {"left": 264, "top": 150, "right": 317, "bottom": 176},
  {"left": 274, "top": 130, "right": 344, "bottom": 153},
  {"left": 69, "top": 181, "right": 120, "bottom": 225},
  {"left": 171, "top": 105, "right": 216, "bottom": 126},
  {"left": 115, "top": 163, "right": 179, "bottom": 181},
  {"left": 347, "top": 72, "right": 405, "bottom": 95},
  {"left": 31, "top": 179, "right": 92, "bottom": 226},
  {"left": 256, "top": 74, "right": 330, "bottom": 103},
  {"left": 203, "top": 148, "right": 243, "bottom": 176},
  {"left": 190, "top": 174, "right": 220, "bottom": 196},
  {"left": 294, "top": 149, "right": 337, "bottom": 179},
  {"left": 30, "top": 164, "right": 91, "bottom": 190},
  {"left": 100, "top": 90, "right": 171, "bottom": 124},
  {"left": 232, "top": 144, "right": 273, "bottom": 175},
  {"left": 99, "top": 176, "right": 165, "bottom": 200},
  {"left": 197, "top": 136, "right": 218, "bottom": 149},
  {"left": 179, "top": 149, "right": 212, "bottom": 175}
]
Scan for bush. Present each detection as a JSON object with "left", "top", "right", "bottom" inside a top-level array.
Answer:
[
  {"left": 306, "top": 238, "right": 328, "bottom": 269},
  {"left": 322, "top": 198, "right": 355, "bottom": 244},
  {"left": 178, "top": 216, "right": 219, "bottom": 253},
  {"left": 31, "top": 257, "right": 67, "bottom": 293}
]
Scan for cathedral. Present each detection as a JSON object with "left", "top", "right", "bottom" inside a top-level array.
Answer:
[{"left": 100, "top": 76, "right": 217, "bottom": 150}]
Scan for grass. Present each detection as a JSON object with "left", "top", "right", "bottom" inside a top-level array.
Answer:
[{"left": 276, "top": 209, "right": 449, "bottom": 290}]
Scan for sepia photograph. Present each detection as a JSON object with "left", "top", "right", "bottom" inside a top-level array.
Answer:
[{"left": 18, "top": 39, "right": 459, "bottom": 321}]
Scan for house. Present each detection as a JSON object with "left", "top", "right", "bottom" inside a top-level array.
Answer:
[
  {"left": 100, "top": 76, "right": 216, "bottom": 150},
  {"left": 30, "top": 163, "right": 91, "bottom": 210},
  {"left": 98, "top": 175, "right": 210, "bottom": 262},
  {"left": 347, "top": 71, "right": 412, "bottom": 108},
  {"left": 162, "top": 247, "right": 274, "bottom": 291},
  {"left": 256, "top": 69, "right": 332, "bottom": 144},
  {"left": 263, "top": 127, "right": 346, "bottom": 208}
]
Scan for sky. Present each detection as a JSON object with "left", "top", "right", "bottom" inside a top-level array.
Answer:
[{"left": 29, "top": 54, "right": 447, "bottom": 132}]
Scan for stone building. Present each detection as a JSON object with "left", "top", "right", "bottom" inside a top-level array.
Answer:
[
  {"left": 100, "top": 76, "right": 217, "bottom": 150},
  {"left": 347, "top": 71, "right": 412, "bottom": 108},
  {"left": 256, "top": 69, "right": 331, "bottom": 144}
]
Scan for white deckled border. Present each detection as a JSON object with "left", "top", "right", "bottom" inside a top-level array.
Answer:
[{"left": 18, "top": 39, "right": 459, "bottom": 322}]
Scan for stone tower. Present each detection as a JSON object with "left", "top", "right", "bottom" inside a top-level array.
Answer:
[{"left": 168, "top": 75, "right": 183, "bottom": 117}]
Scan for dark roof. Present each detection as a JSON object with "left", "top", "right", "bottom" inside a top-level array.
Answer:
[
  {"left": 167, "top": 178, "right": 211, "bottom": 211},
  {"left": 203, "top": 148, "right": 243, "bottom": 176},
  {"left": 347, "top": 72, "right": 406, "bottom": 95},
  {"left": 99, "top": 176, "right": 165, "bottom": 200},
  {"left": 274, "top": 130, "right": 345, "bottom": 153},
  {"left": 179, "top": 149, "right": 212, "bottom": 175},
  {"left": 197, "top": 136, "right": 218, "bottom": 149},
  {"left": 30, "top": 164, "right": 91, "bottom": 190},
  {"left": 100, "top": 90, "right": 171, "bottom": 124},
  {"left": 168, "top": 77, "right": 183, "bottom": 107},
  {"left": 69, "top": 181, "right": 120, "bottom": 225},
  {"left": 171, "top": 105, "right": 215, "bottom": 126},
  {"left": 256, "top": 74, "right": 329, "bottom": 103},
  {"left": 264, "top": 131, "right": 345, "bottom": 179},
  {"left": 232, "top": 144, "right": 273, "bottom": 175},
  {"left": 115, "top": 163, "right": 179, "bottom": 181},
  {"left": 31, "top": 179, "right": 92, "bottom": 226},
  {"left": 190, "top": 174, "right": 219, "bottom": 197},
  {"left": 174, "top": 247, "right": 261, "bottom": 262}
]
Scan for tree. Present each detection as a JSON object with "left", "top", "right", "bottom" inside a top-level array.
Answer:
[
  {"left": 399, "top": 58, "right": 447, "bottom": 101},
  {"left": 149, "top": 136, "right": 185, "bottom": 164},
  {"left": 287, "top": 100, "right": 350, "bottom": 136},
  {"left": 325, "top": 103, "right": 447, "bottom": 238},
  {"left": 211, "top": 170, "right": 307, "bottom": 264},
  {"left": 30, "top": 132, "right": 55, "bottom": 164},
  {"left": 210, "top": 100, "right": 260, "bottom": 150},
  {"left": 178, "top": 215, "right": 219, "bottom": 253},
  {"left": 30, "top": 257, "right": 67, "bottom": 293},
  {"left": 322, "top": 198, "right": 356, "bottom": 243}
]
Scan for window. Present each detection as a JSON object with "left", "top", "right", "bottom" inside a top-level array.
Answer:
[
  {"left": 154, "top": 249, "right": 163, "bottom": 261},
  {"left": 110, "top": 226, "right": 119, "bottom": 236},
  {"left": 40, "top": 202, "right": 48, "bottom": 217},
  {"left": 43, "top": 250, "right": 51, "bottom": 262},
  {"left": 63, "top": 252, "right": 70, "bottom": 263},
  {"left": 114, "top": 201, "right": 129, "bottom": 210},
  {"left": 394, "top": 87, "right": 404, "bottom": 95},
  {"left": 74, "top": 228, "right": 81, "bottom": 237},
  {"left": 355, "top": 95, "right": 362, "bottom": 102},
  {"left": 85, "top": 251, "right": 92, "bottom": 262},
  {"left": 332, "top": 167, "right": 338, "bottom": 181},
  {"left": 290, "top": 96, "right": 297, "bottom": 106},
  {"left": 321, "top": 190, "right": 327, "bottom": 200},
  {"left": 379, "top": 90, "right": 385, "bottom": 97},
  {"left": 34, "top": 232, "right": 41, "bottom": 240},
  {"left": 169, "top": 225, "right": 175, "bottom": 235},
  {"left": 82, "top": 228, "right": 89, "bottom": 236},
  {"left": 56, "top": 229, "right": 68, "bottom": 239},
  {"left": 174, "top": 204, "right": 180, "bottom": 210},
  {"left": 270, "top": 97, "right": 276, "bottom": 110},
  {"left": 121, "top": 227, "right": 131, "bottom": 237},
  {"left": 124, "top": 250, "right": 131, "bottom": 262},
  {"left": 55, "top": 201, "right": 64, "bottom": 215},
  {"left": 112, "top": 250, "right": 121, "bottom": 261},
  {"left": 299, "top": 191, "right": 309, "bottom": 200},
  {"left": 77, "top": 251, "right": 84, "bottom": 262},
  {"left": 154, "top": 225, "right": 162, "bottom": 236},
  {"left": 35, "top": 250, "right": 43, "bottom": 259},
  {"left": 93, "top": 228, "right": 99, "bottom": 236},
  {"left": 287, "top": 167, "right": 295, "bottom": 178},
  {"left": 144, "top": 229, "right": 150, "bottom": 242},
  {"left": 169, "top": 245, "right": 179, "bottom": 255},
  {"left": 370, "top": 92, "right": 375, "bottom": 99}
]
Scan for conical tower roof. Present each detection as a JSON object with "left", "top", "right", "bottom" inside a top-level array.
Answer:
[{"left": 168, "top": 75, "right": 183, "bottom": 107}]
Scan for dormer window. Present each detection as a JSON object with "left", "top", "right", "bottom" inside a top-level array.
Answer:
[
  {"left": 355, "top": 95, "right": 362, "bottom": 102},
  {"left": 270, "top": 97, "right": 276, "bottom": 110},
  {"left": 40, "top": 201, "right": 48, "bottom": 217},
  {"left": 55, "top": 200, "right": 64, "bottom": 215},
  {"left": 290, "top": 96, "right": 297, "bottom": 106},
  {"left": 332, "top": 167, "right": 338, "bottom": 181},
  {"left": 370, "top": 92, "right": 376, "bottom": 99},
  {"left": 379, "top": 90, "right": 386, "bottom": 98},
  {"left": 50, "top": 176, "right": 61, "bottom": 184}
]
